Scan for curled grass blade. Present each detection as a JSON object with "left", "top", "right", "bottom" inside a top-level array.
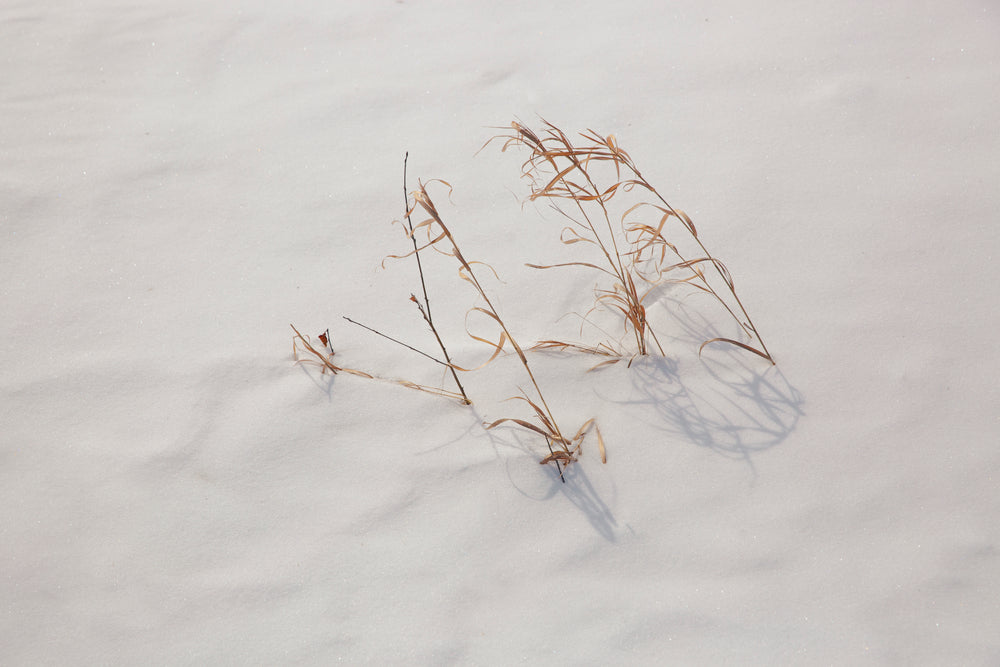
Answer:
[{"left": 698, "top": 337, "right": 773, "bottom": 362}]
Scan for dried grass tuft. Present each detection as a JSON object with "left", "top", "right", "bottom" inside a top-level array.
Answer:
[
  {"left": 292, "top": 120, "right": 775, "bottom": 482},
  {"left": 489, "top": 119, "right": 774, "bottom": 365}
]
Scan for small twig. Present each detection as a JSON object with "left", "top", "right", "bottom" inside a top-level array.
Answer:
[
  {"left": 412, "top": 182, "right": 572, "bottom": 461},
  {"left": 342, "top": 316, "right": 451, "bottom": 368},
  {"left": 403, "top": 153, "right": 471, "bottom": 403},
  {"left": 405, "top": 152, "right": 434, "bottom": 320}
]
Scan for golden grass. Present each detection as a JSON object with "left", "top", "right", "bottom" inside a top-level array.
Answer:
[
  {"left": 402, "top": 179, "right": 601, "bottom": 481},
  {"left": 292, "top": 120, "right": 775, "bottom": 481},
  {"left": 489, "top": 119, "right": 774, "bottom": 365}
]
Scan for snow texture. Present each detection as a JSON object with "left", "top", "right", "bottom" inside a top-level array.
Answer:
[{"left": 2, "top": 1, "right": 999, "bottom": 663}]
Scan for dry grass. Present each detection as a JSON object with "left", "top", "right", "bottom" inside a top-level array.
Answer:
[
  {"left": 336, "top": 154, "right": 472, "bottom": 404},
  {"left": 291, "top": 324, "right": 467, "bottom": 402},
  {"left": 489, "top": 119, "right": 774, "bottom": 365},
  {"left": 292, "top": 119, "right": 774, "bottom": 481},
  {"left": 402, "top": 179, "right": 601, "bottom": 480}
]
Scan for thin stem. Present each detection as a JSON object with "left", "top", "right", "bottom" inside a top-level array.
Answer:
[
  {"left": 412, "top": 297, "right": 471, "bottom": 404},
  {"left": 405, "top": 152, "right": 433, "bottom": 320},
  {"left": 403, "top": 154, "right": 471, "bottom": 401},
  {"left": 545, "top": 438, "right": 566, "bottom": 483},
  {"left": 342, "top": 316, "right": 450, "bottom": 369}
]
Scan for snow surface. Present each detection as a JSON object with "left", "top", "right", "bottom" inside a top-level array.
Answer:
[{"left": 3, "top": 0, "right": 999, "bottom": 664}]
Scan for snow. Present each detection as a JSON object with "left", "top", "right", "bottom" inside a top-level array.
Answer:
[{"left": 3, "top": 1, "right": 999, "bottom": 663}]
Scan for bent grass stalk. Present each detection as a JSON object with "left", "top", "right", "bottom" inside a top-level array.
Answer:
[
  {"left": 400, "top": 152, "right": 470, "bottom": 403},
  {"left": 401, "top": 179, "right": 601, "bottom": 480}
]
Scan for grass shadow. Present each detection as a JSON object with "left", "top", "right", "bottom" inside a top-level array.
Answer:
[
  {"left": 494, "top": 424, "right": 619, "bottom": 541},
  {"left": 615, "top": 296, "right": 803, "bottom": 470}
]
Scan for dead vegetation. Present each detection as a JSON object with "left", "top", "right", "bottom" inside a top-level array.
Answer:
[
  {"left": 292, "top": 120, "right": 774, "bottom": 480},
  {"left": 291, "top": 324, "right": 466, "bottom": 402},
  {"left": 402, "top": 178, "right": 601, "bottom": 480},
  {"left": 489, "top": 119, "right": 773, "bottom": 365}
]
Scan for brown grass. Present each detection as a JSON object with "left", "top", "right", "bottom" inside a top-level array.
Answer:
[
  {"left": 489, "top": 119, "right": 774, "bottom": 365},
  {"left": 402, "top": 179, "right": 601, "bottom": 480},
  {"left": 290, "top": 324, "right": 466, "bottom": 402},
  {"left": 337, "top": 154, "right": 472, "bottom": 404},
  {"left": 291, "top": 120, "right": 774, "bottom": 481}
]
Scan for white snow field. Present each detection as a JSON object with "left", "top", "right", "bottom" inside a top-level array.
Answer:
[{"left": 2, "top": 1, "right": 999, "bottom": 664}]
